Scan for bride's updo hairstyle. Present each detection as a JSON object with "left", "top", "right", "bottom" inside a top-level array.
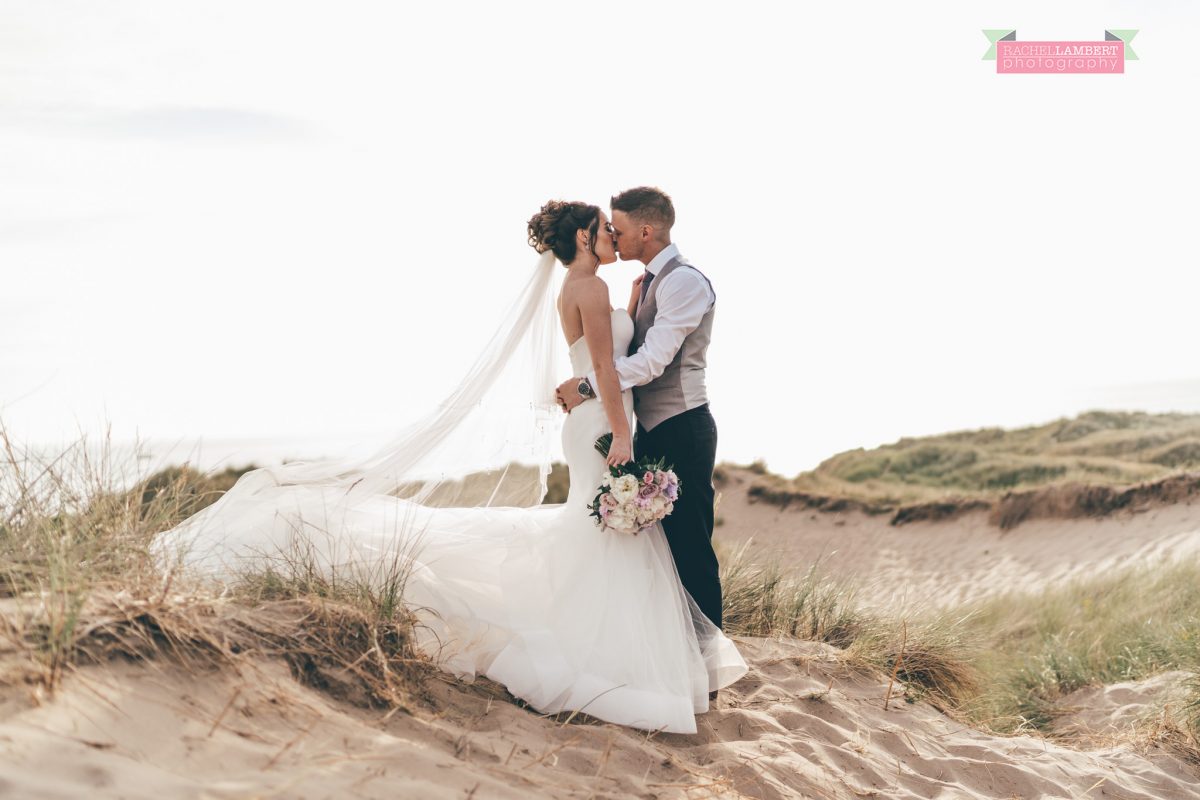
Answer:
[{"left": 527, "top": 200, "right": 601, "bottom": 264}]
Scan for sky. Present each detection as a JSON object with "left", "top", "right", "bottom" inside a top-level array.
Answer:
[{"left": 3, "top": 0, "right": 1199, "bottom": 477}]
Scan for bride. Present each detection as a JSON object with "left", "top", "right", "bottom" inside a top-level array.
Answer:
[{"left": 154, "top": 200, "right": 747, "bottom": 734}]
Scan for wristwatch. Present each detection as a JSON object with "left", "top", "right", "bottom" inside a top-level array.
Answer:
[{"left": 577, "top": 377, "right": 595, "bottom": 399}]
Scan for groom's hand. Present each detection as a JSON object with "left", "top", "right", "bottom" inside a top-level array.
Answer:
[{"left": 555, "top": 377, "right": 586, "bottom": 414}]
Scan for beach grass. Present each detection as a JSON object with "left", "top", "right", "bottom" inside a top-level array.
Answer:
[
  {"left": 718, "top": 411, "right": 1200, "bottom": 528},
  {"left": 719, "top": 542, "right": 982, "bottom": 709},
  {"left": 718, "top": 539, "right": 1200, "bottom": 756},
  {"left": 3, "top": 419, "right": 1198, "bottom": 762},
  {"left": 960, "top": 560, "right": 1200, "bottom": 736},
  {"left": 735, "top": 411, "right": 1200, "bottom": 501},
  {"left": 0, "top": 424, "right": 426, "bottom": 707}
]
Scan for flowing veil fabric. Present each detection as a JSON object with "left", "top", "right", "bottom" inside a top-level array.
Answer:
[
  {"left": 155, "top": 251, "right": 565, "bottom": 575},
  {"left": 153, "top": 250, "right": 748, "bottom": 733}
]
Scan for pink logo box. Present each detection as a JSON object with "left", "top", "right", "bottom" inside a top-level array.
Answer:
[{"left": 997, "top": 40, "right": 1124, "bottom": 73}]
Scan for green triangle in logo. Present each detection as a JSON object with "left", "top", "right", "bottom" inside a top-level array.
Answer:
[
  {"left": 1105, "top": 29, "right": 1139, "bottom": 60},
  {"left": 982, "top": 29, "right": 1016, "bottom": 60}
]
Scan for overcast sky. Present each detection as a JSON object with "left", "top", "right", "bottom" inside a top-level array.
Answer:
[{"left": 3, "top": 0, "right": 1198, "bottom": 476}]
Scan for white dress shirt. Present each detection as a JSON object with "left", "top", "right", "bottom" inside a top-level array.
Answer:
[{"left": 587, "top": 243, "right": 715, "bottom": 393}]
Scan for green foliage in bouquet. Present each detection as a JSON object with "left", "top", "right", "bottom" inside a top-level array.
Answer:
[{"left": 593, "top": 432, "right": 671, "bottom": 476}]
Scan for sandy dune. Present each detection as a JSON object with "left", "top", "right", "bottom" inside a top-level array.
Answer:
[
  {"left": 4, "top": 638, "right": 1195, "bottom": 800},
  {"left": 1, "top": 637, "right": 1196, "bottom": 799},
  {"left": 714, "top": 468, "right": 1200, "bottom": 609},
  {"left": 3, "top": 469, "right": 1199, "bottom": 798}
]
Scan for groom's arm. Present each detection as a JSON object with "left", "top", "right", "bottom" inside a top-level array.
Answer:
[{"left": 589, "top": 268, "right": 714, "bottom": 391}]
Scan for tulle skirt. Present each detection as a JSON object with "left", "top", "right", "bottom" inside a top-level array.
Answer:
[
  {"left": 158, "top": 479, "right": 746, "bottom": 734},
  {"left": 400, "top": 500, "right": 746, "bottom": 732},
  {"left": 155, "top": 385, "right": 747, "bottom": 733}
]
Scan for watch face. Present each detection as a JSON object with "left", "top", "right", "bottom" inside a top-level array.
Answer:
[{"left": 578, "top": 380, "right": 592, "bottom": 396}]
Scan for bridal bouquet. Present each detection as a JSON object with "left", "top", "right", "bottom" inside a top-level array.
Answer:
[{"left": 587, "top": 433, "right": 681, "bottom": 535}]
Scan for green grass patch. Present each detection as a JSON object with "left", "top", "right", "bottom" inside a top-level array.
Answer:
[{"left": 748, "top": 411, "right": 1200, "bottom": 508}]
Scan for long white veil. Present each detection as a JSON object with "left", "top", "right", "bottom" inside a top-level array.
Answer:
[
  {"left": 156, "top": 251, "right": 565, "bottom": 573},
  {"left": 152, "top": 247, "right": 753, "bottom": 726}
]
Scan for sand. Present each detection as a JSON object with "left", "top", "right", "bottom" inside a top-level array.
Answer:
[
  {"left": 714, "top": 468, "right": 1200, "bottom": 609},
  {"left": 2, "top": 468, "right": 1199, "bottom": 798},
  {"left": 1, "top": 637, "right": 1196, "bottom": 799},
  {"left": 1050, "top": 671, "right": 1193, "bottom": 746}
]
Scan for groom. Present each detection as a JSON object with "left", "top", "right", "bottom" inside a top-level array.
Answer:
[{"left": 556, "top": 186, "right": 723, "bottom": 632}]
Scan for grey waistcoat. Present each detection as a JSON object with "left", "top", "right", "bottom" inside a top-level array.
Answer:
[{"left": 630, "top": 256, "right": 716, "bottom": 432}]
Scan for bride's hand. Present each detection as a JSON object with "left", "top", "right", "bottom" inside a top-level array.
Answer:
[
  {"left": 607, "top": 433, "right": 633, "bottom": 467},
  {"left": 629, "top": 273, "right": 644, "bottom": 305}
]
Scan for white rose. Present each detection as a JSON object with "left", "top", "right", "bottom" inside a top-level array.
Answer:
[
  {"left": 608, "top": 510, "right": 634, "bottom": 533},
  {"left": 612, "top": 474, "right": 639, "bottom": 503}
]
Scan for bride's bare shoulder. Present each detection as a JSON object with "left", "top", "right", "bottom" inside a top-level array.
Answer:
[{"left": 562, "top": 274, "right": 608, "bottom": 306}]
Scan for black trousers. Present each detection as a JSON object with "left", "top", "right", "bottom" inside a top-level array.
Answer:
[{"left": 634, "top": 403, "right": 723, "bottom": 630}]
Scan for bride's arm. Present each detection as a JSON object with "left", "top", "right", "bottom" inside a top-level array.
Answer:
[
  {"left": 577, "top": 279, "right": 633, "bottom": 466},
  {"left": 627, "top": 273, "right": 644, "bottom": 318}
]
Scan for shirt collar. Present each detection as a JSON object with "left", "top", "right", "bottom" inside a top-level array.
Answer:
[{"left": 645, "top": 243, "right": 681, "bottom": 277}]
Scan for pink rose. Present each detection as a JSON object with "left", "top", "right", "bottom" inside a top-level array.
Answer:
[
  {"left": 638, "top": 483, "right": 661, "bottom": 501},
  {"left": 643, "top": 471, "right": 655, "bottom": 485}
]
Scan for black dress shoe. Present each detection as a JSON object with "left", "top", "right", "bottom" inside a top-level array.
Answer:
[{"left": 709, "top": 689, "right": 719, "bottom": 702}]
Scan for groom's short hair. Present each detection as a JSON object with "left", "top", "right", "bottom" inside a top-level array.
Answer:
[{"left": 611, "top": 187, "right": 675, "bottom": 231}]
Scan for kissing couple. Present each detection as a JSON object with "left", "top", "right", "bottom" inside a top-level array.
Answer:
[{"left": 156, "top": 186, "right": 746, "bottom": 734}]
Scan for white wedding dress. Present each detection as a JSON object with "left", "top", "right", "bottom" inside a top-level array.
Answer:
[{"left": 156, "top": 305, "right": 746, "bottom": 734}]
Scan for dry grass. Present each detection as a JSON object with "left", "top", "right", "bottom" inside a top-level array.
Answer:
[
  {"left": 719, "top": 541, "right": 863, "bottom": 644},
  {"left": 720, "top": 538, "right": 1200, "bottom": 760},
  {"left": 959, "top": 560, "right": 1200, "bottom": 736},
  {"left": 1, "top": 423, "right": 985, "bottom": 724},
  {"left": 719, "top": 542, "right": 981, "bottom": 709},
  {"left": 0, "top": 422, "right": 427, "bottom": 709},
  {"left": 1186, "top": 675, "right": 1200, "bottom": 741},
  {"left": 5, "top": 419, "right": 1198, "bottom": 768}
]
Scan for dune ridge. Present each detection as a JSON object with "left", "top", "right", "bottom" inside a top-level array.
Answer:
[
  {"left": 729, "top": 411, "right": 1200, "bottom": 529},
  {"left": 716, "top": 465, "right": 1200, "bottom": 610}
]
